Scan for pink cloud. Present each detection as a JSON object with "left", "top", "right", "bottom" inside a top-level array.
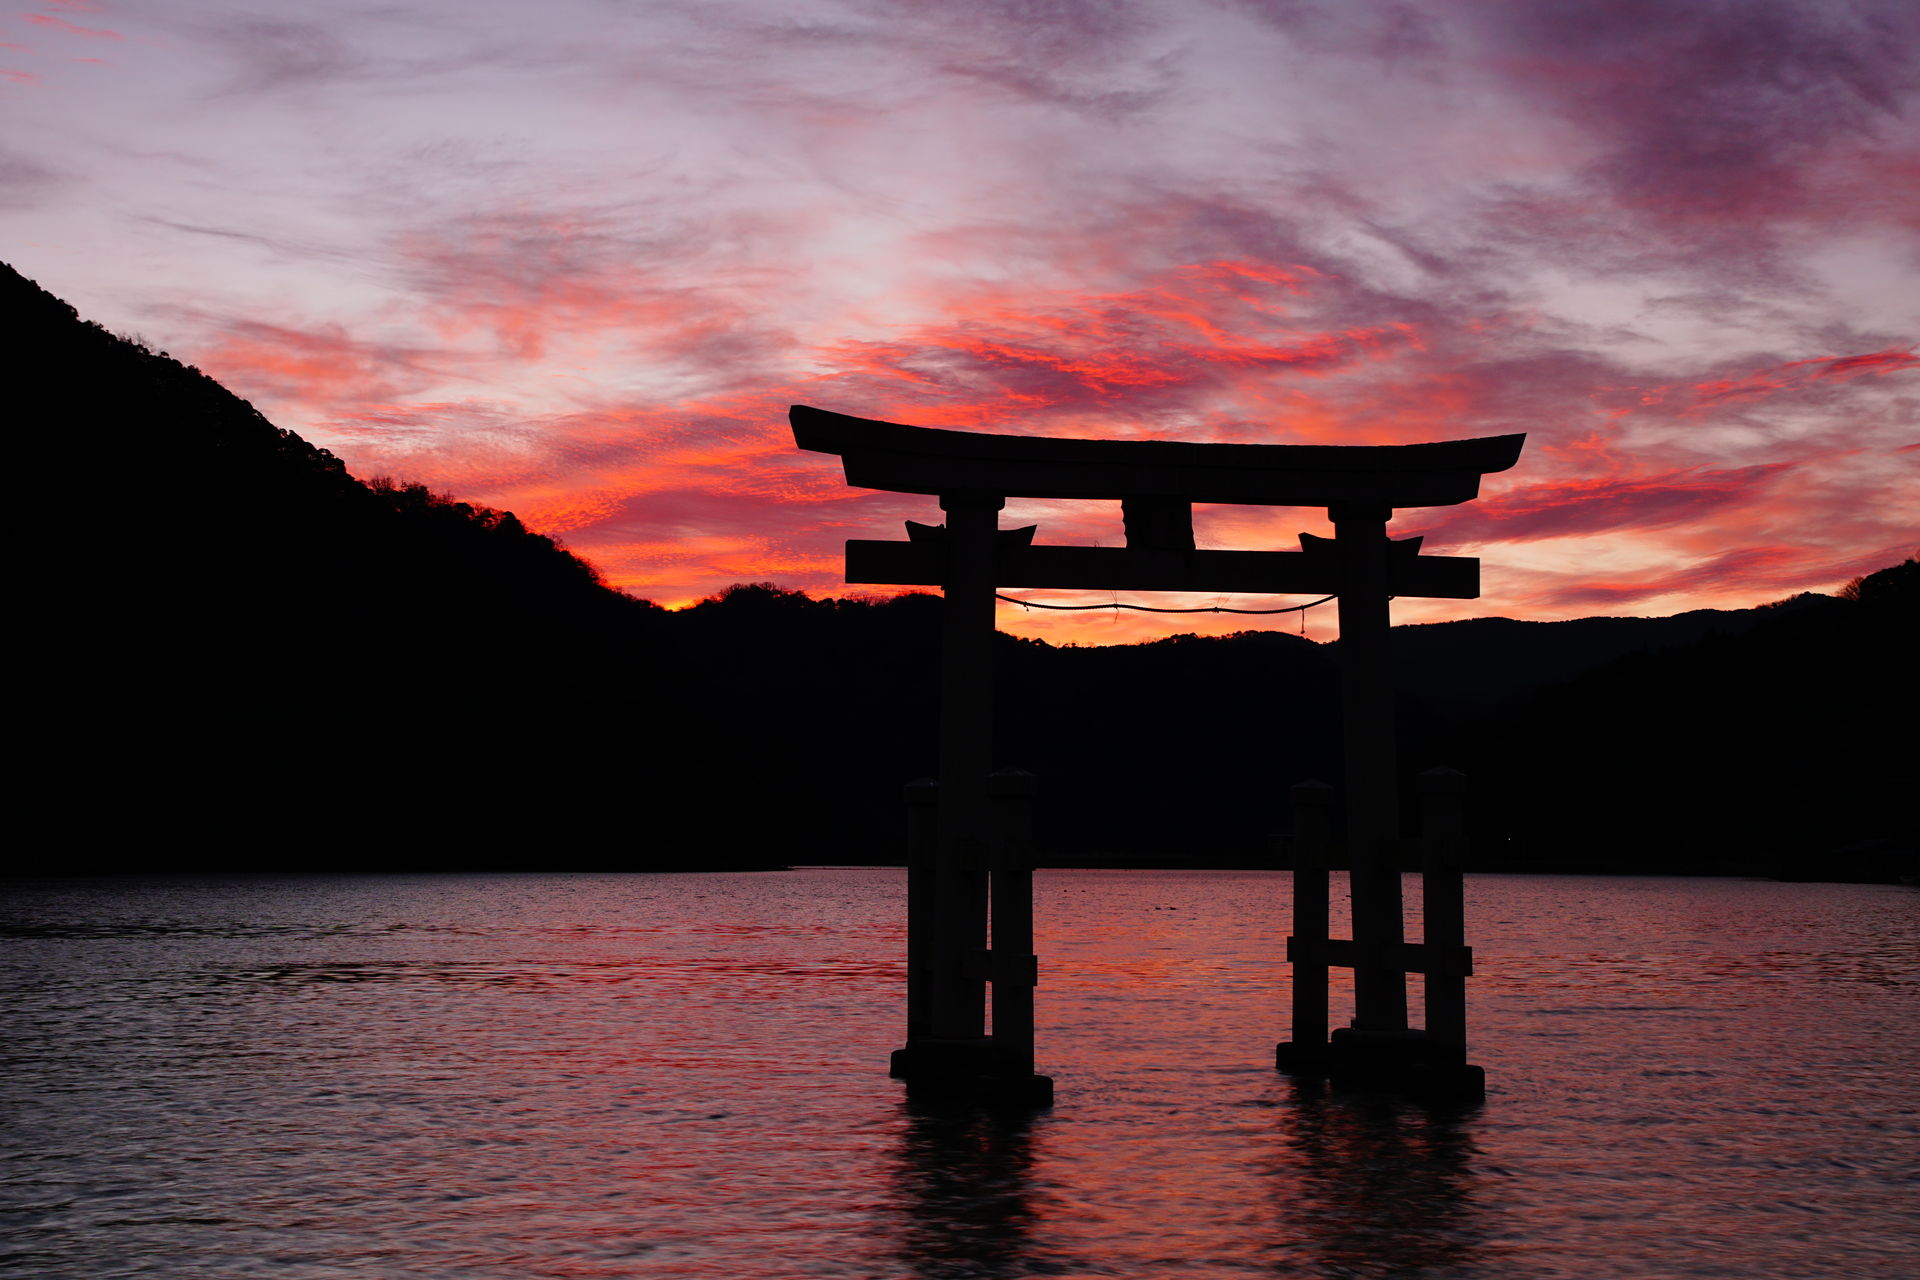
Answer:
[
  {"left": 1527, "top": 542, "right": 1908, "bottom": 613},
  {"left": 1414, "top": 463, "right": 1795, "bottom": 545},
  {"left": 187, "top": 319, "right": 446, "bottom": 411},
  {"left": 25, "top": 13, "right": 120, "bottom": 38}
]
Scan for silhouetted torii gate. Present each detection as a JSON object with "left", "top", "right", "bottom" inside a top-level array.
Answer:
[{"left": 792, "top": 404, "right": 1525, "bottom": 1104}]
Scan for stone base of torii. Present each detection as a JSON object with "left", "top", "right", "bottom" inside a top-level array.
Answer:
[{"left": 791, "top": 405, "right": 1522, "bottom": 1106}]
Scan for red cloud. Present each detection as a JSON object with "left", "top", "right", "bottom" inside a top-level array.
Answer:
[
  {"left": 1803, "top": 349, "right": 1920, "bottom": 380},
  {"left": 1536, "top": 545, "right": 1810, "bottom": 611},
  {"left": 1414, "top": 463, "right": 1795, "bottom": 545},
  {"left": 809, "top": 260, "right": 1418, "bottom": 434},
  {"left": 1632, "top": 347, "right": 1920, "bottom": 415}
]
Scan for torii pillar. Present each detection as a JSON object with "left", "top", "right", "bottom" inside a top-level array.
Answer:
[
  {"left": 929, "top": 492, "right": 997, "bottom": 1052},
  {"left": 1333, "top": 502, "right": 1408, "bottom": 1034}
]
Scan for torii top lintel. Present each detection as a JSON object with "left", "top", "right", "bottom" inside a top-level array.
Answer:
[{"left": 791, "top": 404, "right": 1525, "bottom": 509}]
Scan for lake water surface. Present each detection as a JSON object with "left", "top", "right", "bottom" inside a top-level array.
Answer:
[{"left": 1, "top": 870, "right": 1914, "bottom": 1279}]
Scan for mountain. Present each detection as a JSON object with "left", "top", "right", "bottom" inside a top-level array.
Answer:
[
  {"left": 666, "top": 566, "right": 1915, "bottom": 879},
  {"left": 9, "top": 262, "right": 763, "bottom": 870},
  {"left": 1436, "top": 557, "right": 1916, "bottom": 879}
]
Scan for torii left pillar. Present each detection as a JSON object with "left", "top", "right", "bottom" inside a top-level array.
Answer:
[
  {"left": 931, "top": 493, "right": 995, "bottom": 1057},
  {"left": 890, "top": 493, "right": 1049, "bottom": 1103}
]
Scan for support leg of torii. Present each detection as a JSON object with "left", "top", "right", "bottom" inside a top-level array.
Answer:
[
  {"left": 890, "top": 492, "right": 1000, "bottom": 1085},
  {"left": 983, "top": 768, "right": 1052, "bottom": 1105},
  {"left": 901, "top": 778, "right": 938, "bottom": 1048},
  {"left": 1331, "top": 503, "right": 1410, "bottom": 1036},
  {"left": 1415, "top": 766, "right": 1485, "bottom": 1096},
  {"left": 1275, "top": 779, "right": 1334, "bottom": 1074}
]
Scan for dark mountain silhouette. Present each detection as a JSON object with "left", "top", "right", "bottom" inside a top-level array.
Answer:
[
  {"left": 11, "top": 262, "right": 1911, "bottom": 880},
  {"left": 663, "top": 568, "right": 1914, "bottom": 879},
  {"left": 1436, "top": 557, "right": 1915, "bottom": 880},
  {"left": 10, "top": 262, "right": 761, "bottom": 871},
  {"left": 1388, "top": 604, "right": 1825, "bottom": 719}
]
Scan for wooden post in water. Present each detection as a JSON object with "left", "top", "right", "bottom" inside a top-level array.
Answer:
[
  {"left": 986, "top": 768, "right": 1051, "bottom": 1105},
  {"left": 1277, "top": 779, "right": 1334, "bottom": 1073},
  {"left": 1417, "top": 768, "right": 1466, "bottom": 1053},
  {"left": 1331, "top": 502, "right": 1408, "bottom": 1036},
  {"left": 902, "top": 778, "right": 938, "bottom": 1050},
  {"left": 931, "top": 493, "right": 1001, "bottom": 1050},
  {"left": 1417, "top": 767, "right": 1482, "bottom": 1094}
]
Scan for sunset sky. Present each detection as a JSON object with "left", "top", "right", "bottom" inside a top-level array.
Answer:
[{"left": 5, "top": 0, "right": 1915, "bottom": 641}]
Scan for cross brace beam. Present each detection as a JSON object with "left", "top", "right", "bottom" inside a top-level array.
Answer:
[{"left": 845, "top": 540, "right": 1481, "bottom": 599}]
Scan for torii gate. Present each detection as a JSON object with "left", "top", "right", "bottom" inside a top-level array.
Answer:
[{"left": 791, "top": 404, "right": 1524, "bottom": 1104}]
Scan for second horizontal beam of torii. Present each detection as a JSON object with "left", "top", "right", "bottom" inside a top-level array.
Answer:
[{"left": 847, "top": 531, "right": 1481, "bottom": 598}]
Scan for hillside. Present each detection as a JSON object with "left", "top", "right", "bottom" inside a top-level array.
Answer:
[
  {"left": 1441, "top": 558, "right": 1916, "bottom": 879},
  {"left": 9, "top": 263, "right": 756, "bottom": 869},
  {"left": 660, "top": 571, "right": 1915, "bottom": 876}
]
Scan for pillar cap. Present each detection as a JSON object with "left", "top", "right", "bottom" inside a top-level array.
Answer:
[
  {"left": 989, "top": 767, "right": 1038, "bottom": 796},
  {"left": 1291, "top": 779, "right": 1335, "bottom": 803},
  {"left": 1417, "top": 766, "right": 1468, "bottom": 793}
]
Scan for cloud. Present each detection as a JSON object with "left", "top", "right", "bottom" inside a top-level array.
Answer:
[
  {"left": 24, "top": 13, "right": 120, "bottom": 39},
  {"left": 136, "top": 216, "right": 369, "bottom": 270},
  {"left": 201, "top": 18, "right": 361, "bottom": 94},
  {"left": 1522, "top": 540, "right": 1913, "bottom": 613},
  {"left": 186, "top": 317, "right": 451, "bottom": 410},
  {"left": 812, "top": 259, "right": 1419, "bottom": 430},
  {"left": 391, "top": 205, "right": 802, "bottom": 379},
  {"left": 0, "top": 151, "right": 63, "bottom": 209},
  {"left": 1414, "top": 462, "right": 1796, "bottom": 546},
  {"left": 1486, "top": 1, "right": 1916, "bottom": 201},
  {"left": 1534, "top": 544, "right": 1807, "bottom": 610}
]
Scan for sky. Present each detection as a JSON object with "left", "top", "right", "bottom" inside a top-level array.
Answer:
[{"left": 4, "top": 0, "right": 1916, "bottom": 643}]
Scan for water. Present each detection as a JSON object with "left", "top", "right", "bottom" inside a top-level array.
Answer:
[{"left": 1, "top": 870, "right": 1914, "bottom": 1279}]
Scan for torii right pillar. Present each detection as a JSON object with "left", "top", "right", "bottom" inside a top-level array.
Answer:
[
  {"left": 1278, "top": 500, "right": 1486, "bottom": 1099},
  {"left": 1332, "top": 502, "right": 1408, "bottom": 1036}
]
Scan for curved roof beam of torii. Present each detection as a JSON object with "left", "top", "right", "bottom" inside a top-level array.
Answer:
[{"left": 791, "top": 405, "right": 1526, "bottom": 509}]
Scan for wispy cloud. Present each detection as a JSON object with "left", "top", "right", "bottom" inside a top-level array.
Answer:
[{"left": 25, "top": 13, "right": 120, "bottom": 39}]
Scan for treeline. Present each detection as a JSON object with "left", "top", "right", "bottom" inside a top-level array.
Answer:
[
  {"left": 10, "top": 262, "right": 1913, "bottom": 878},
  {"left": 1440, "top": 562, "right": 1915, "bottom": 879},
  {"left": 659, "top": 566, "right": 1917, "bottom": 880}
]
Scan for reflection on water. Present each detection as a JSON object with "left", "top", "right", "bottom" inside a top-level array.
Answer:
[
  {"left": 1, "top": 870, "right": 1914, "bottom": 1279},
  {"left": 887, "top": 1098, "right": 1042, "bottom": 1280},
  {"left": 1270, "top": 1081, "right": 1491, "bottom": 1279}
]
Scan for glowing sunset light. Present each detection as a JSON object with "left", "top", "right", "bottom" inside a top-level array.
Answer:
[{"left": 3, "top": 0, "right": 1912, "bottom": 641}]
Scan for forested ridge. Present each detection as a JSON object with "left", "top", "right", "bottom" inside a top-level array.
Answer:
[{"left": 12, "top": 263, "right": 1912, "bottom": 879}]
